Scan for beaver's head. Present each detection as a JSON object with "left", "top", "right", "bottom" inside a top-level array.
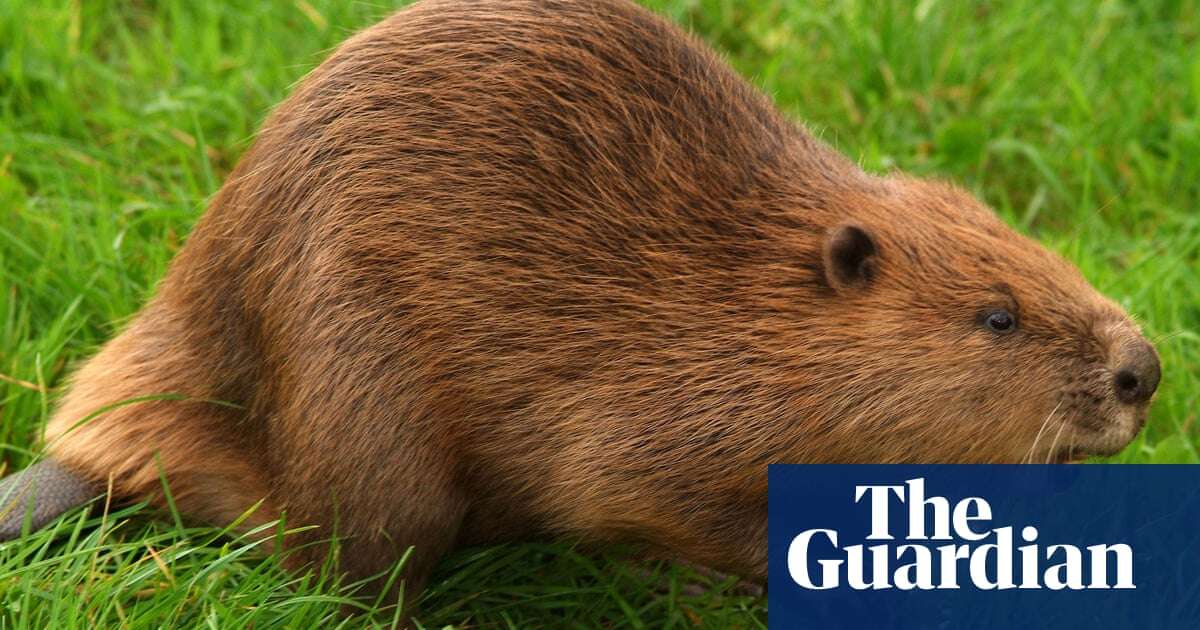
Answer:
[{"left": 788, "top": 177, "right": 1159, "bottom": 464}]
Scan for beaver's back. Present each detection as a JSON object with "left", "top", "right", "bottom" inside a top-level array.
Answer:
[{"left": 194, "top": 0, "right": 871, "bottom": 301}]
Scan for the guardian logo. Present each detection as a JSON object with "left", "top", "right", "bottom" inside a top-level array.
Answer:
[{"left": 787, "top": 478, "right": 1134, "bottom": 591}]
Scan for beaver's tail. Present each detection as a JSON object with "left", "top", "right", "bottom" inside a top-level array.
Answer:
[{"left": 0, "top": 459, "right": 99, "bottom": 540}]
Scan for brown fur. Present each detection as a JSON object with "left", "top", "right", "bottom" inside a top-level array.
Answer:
[{"left": 41, "top": 0, "right": 1157, "bottom": 603}]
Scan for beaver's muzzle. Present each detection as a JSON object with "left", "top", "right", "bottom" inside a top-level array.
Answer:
[{"left": 1112, "top": 338, "right": 1160, "bottom": 406}]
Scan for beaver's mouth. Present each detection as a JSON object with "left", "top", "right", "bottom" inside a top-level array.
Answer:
[
  {"left": 1046, "top": 424, "right": 1130, "bottom": 463},
  {"left": 1048, "top": 448, "right": 1090, "bottom": 464},
  {"left": 1046, "top": 433, "right": 1130, "bottom": 462},
  {"left": 1042, "top": 403, "right": 1145, "bottom": 464}
]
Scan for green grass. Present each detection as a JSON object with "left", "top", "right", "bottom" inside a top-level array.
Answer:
[{"left": 0, "top": 0, "right": 1196, "bottom": 626}]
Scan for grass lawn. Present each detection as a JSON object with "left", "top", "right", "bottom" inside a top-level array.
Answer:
[{"left": 0, "top": 0, "right": 1196, "bottom": 626}]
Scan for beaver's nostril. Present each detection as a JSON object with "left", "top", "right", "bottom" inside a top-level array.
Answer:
[
  {"left": 1113, "top": 340, "right": 1161, "bottom": 405},
  {"left": 1114, "top": 369, "right": 1141, "bottom": 403}
]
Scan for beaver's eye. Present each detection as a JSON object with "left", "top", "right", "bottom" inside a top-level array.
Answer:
[{"left": 983, "top": 309, "right": 1017, "bottom": 335}]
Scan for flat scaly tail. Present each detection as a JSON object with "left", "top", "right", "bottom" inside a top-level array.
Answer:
[{"left": 0, "top": 459, "right": 99, "bottom": 540}]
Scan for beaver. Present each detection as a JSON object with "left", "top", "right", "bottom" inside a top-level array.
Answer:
[{"left": 0, "top": 0, "right": 1160, "bottom": 606}]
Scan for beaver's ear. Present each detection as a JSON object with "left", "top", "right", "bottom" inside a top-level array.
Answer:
[{"left": 822, "top": 223, "right": 878, "bottom": 292}]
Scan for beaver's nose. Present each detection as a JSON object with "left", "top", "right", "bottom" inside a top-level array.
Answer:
[{"left": 1113, "top": 339, "right": 1161, "bottom": 405}]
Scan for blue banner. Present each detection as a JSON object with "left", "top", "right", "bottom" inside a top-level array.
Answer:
[{"left": 768, "top": 465, "right": 1200, "bottom": 629}]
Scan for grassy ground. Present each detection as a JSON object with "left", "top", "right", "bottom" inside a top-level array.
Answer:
[{"left": 0, "top": 0, "right": 1196, "bottom": 626}]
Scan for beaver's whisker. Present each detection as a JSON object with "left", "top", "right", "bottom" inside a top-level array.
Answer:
[
  {"left": 1024, "top": 401, "right": 1062, "bottom": 464},
  {"left": 1043, "top": 409, "right": 1071, "bottom": 464}
]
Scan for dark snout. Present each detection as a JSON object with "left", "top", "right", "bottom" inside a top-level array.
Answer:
[{"left": 1112, "top": 338, "right": 1161, "bottom": 406}]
